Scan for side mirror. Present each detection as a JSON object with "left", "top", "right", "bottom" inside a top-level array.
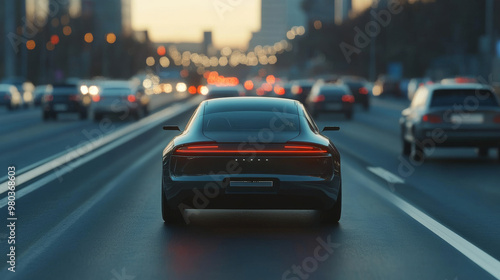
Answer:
[
  {"left": 163, "top": 125, "right": 180, "bottom": 131},
  {"left": 322, "top": 126, "right": 340, "bottom": 132}
]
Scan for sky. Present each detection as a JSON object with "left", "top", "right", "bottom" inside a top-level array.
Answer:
[{"left": 131, "top": 0, "right": 261, "bottom": 49}]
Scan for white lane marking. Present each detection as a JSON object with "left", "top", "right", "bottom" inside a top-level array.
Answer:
[
  {"left": 1, "top": 145, "right": 160, "bottom": 280},
  {"left": 367, "top": 166, "right": 405, "bottom": 184},
  {"left": 0, "top": 96, "right": 202, "bottom": 196},
  {"left": 353, "top": 167, "right": 500, "bottom": 278}
]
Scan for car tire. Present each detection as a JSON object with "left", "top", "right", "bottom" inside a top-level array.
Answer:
[
  {"left": 162, "top": 188, "right": 184, "bottom": 224},
  {"left": 411, "top": 142, "right": 425, "bottom": 162},
  {"left": 402, "top": 138, "right": 411, "bottom": 156},
  {"left": 345, "top": 111, "right": 353, "bottom": 120},
  {"left": 79, "top": 110, "right": 88, "bottom": 120},
  {"left": 321, "top": 187, "right": 341, "bottom": 224},
  {"left": 476, "top": 147, "right": 488, "bottom": 157},
  {"left": 94, "top": 113, "right": 103, "bottom": 122},
  {"left": 42, "top": 111, "right": 50, "bottom": 121}
]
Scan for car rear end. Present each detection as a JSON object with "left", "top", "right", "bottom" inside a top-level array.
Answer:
[
  {"left": 205, "top": 86, "right": 245, "bottom": 100},
  {"left": 43, "top": 85, "right": 88, "bottom": 118},
  {"left": 307, "top": 85, "right": 354, "bottom": 118},
  {"left": 414, "top": 86, "right": 500, "bottom": 147},
  {"left": 91, "top": 87, "right": 142, "bottom": 119},
  {"left": 343, "top": 80, "right": 370, "bottom": 109},
  {"left": 162, "top": 101, "right": 340, "bottom": 211}
]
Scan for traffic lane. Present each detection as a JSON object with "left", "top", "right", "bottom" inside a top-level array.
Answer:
[
  {"left": 1, "top": 124, "right": 495, "bottom": 279},
  {"left": 315, "top": 112, "right": 500, "bottom": 260},
  {"left": 0, "top": 108, "right": 43, "bottom": 135},
  {"left": 0, "top": 93, "right": 189, "bottom": 171}
]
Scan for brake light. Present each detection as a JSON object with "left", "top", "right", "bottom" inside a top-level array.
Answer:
[
  {"left": 274, "top": 86, "right": 285, "bottom": 95},
  {"left": 359, "top": 87, "right": 368, "bottom": 95},
  {"left": 494, "top": 115, "right": 500, "bottom": 123},
  {"left": 92, "top": 95, "right": 100, "bottom": 102},
  {"left": 313, "top": 95, "right": 325, "bottom": 102},
  {"left": 127, "top": 95, "right": 136, "bottom": 103},
  {"left": 422, "top": 114, "right": 442, "bottom": 123},
  {"left": 44, "top": 95, "right": 53, "bottom": 102},
  {"left": 342, "top": 95, "right": 355, "bottom": 103},
  {"left": 174, "top": 144, "right": 327, "bottom": 154}
]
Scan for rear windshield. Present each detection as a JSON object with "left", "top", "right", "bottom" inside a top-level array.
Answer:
[
  {"left": 319, "top": 88, "right": 346, "bottom": 96},
  {"left": 430, "top": 89, "right": 499, "bottom": 107},
  {"left": 203, "top": 111, "right": 299, "bottom": 132},
  {"left": 208, "top": 89, "right": 240, "bottom": 96},
  {"left": 101, "top": 88, "right": 132, "bottom": 96},
  {"left": 52, "top": 86, "right": 78, "bottom": 95}
]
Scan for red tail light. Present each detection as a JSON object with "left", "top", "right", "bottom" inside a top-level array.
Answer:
[
  {"left": 174, "top": 143, "right": 328, "bottom": 155},
  {"left": 313, "top": 95, "right": 325, "bottom": 102},
  {"left": 422, "top": 114, "right": 442, "bottom": 123},
  {"left": 359, "top": 87, "right": 368, "bottom": 95},
  {"left": 127, "top": 95, "right": 136, "bottom": 102},
  {"left": 44, "top": 95, "right": 53, "bottom": 102},
  {"left": 69, "top": 95, "right": 79, "bottom": 101},
  {"left": 274, "top": 86, "right": 285, "bottom": 95},
  {"left": 92, "top": 95, "right": 100, "bottom": 102},
  {"left": 494, "top": 115, "right": 500, "bottom": 123},
  {"left": 342, "top": 95, "right": 355, "bottom": 103}
]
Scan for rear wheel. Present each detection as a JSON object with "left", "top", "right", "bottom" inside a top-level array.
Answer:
[
  {"left": 345, "top": 111, "right": 353, "bottom": 120},
  {"left": 162, "top": 188, "right": 184, "bottom": 224},
  {"left": 321, "top": 188, "right": 342, "bottom": 224},
  {"left": 476, "top": 147, "right": 488, "bottom": 157},
  {"left": 411, "top": 142, "right": 425, "bottom": 162}
]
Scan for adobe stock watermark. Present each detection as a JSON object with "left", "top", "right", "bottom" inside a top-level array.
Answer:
[
  {"left": 7, "top": 0, "right": 70, "bottom": 53},
  {"left": 176, "top": 105, "right": 297, "bottom": 224},
  {"left": 340, "top": 0, "right": 403, "bottom": 63},
  {"left": 282, "top": 234, "right": 340, "bottom": 280},
  {"left": 213, "top": 0, "right": 243, "bottom": 20},
  {"left": 52, "top": 100, "right": 138, "bottom": 182},
  {"left": 110, "top": 267, "right": 136, "bottom": 280}
]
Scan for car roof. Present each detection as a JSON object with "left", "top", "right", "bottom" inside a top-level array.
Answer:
[
  {"left": 426, "top": 83, "right": 493, "bottom": 91},
  {"left": 203, "top": 97, "right": 299, "bottom": 114}
]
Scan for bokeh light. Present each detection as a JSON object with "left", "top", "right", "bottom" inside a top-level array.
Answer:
[
  {"left": 50, "top": 35, "right": 60, "bottom": 45},
  {"left": 106, "top": 33, "right": 116, "bottom": 44},
  {"left": 26, "top": 40, "right": 36, "bottom": 50},
  {"left": 63, "top": 26, "right": 72, "bottom": 36},
  {"left": 84, "top": 33, "right": 94, "bottom": 43}
]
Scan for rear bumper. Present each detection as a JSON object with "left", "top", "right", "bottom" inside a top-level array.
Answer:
[
  {"left": 162, "top": 174, "right": 341, "bottom": 211},
  {"left": 416, "top": 128, "right": 500, "bottom": 147}
]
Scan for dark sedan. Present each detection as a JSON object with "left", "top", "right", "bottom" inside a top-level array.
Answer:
[
  {"left": 161, "top": 97, "right": 342, "bottom": 224},
  {"left": 306, "top": 84, "right": 355, "bottom": 119},
  {"left": 42, "top": 84, "right": 91, "bottom": 120},
  {"left": 339, "top": 76, "right": 370, "bottom": 110}
]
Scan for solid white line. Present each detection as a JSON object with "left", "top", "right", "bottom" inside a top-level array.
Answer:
[
  {"left": 367, "top": 166, "right": 405, "bottom": 184},
  {"left": 354, "top": 167, "right": 500, "bottom": 278},
  {"left": 1, "top": 145, "right": 160, "bottom": 280},
  {"left": 0, "top": 96, "right": 202, "bottom": 196}
]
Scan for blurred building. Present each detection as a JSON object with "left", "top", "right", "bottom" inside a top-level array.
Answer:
[
  {"left": 81, "top": 0, "right": 132, "bottom": 42},
  {"left": 302, "top": 0, "right": 336, "bottom": 26},
  {"left": 335, "top": 0, "right": 352, "bottom": 24},
  {"left": 248, "top": 0, "right": 306, "bottom": 49},
  {"left": 203, "top": 31, "right": 214, "bottom": 56}
]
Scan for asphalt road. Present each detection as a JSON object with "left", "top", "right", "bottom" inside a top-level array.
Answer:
[{"left": 0, "top": 96, "right": 499, "bottom": 280}]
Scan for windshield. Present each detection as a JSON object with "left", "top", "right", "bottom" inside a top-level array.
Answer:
[{"left": 430, "top": 89, "right": 499, "bottom": 107}]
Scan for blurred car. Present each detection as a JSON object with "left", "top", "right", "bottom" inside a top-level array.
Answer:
[
  {"left": 0, "top": 84, "right": 23, "bottom": 110},
  {"left": 42, "top": 84, "right": 90, "bottom": 120},
  {"left": 372, "top": 76, "right": 401, "bottom": 97},
  {"left": 90, "top": 82, "right": 149, "bottom": 121},
  {"left": 400, "top": 83, "right": 500, "bottom": 161},
  {"left": 205, "top": 85, "right": 245, "bottom": 100},
  {"left": 306, "top": 84, "right": 355, "bottom": 119},
  {"left": 338, "top": 76, "right": 370, "bottom": 110},
  {"left": 407, "top": 78, "right": 432, "bottom": 101},
  {"left": 33, "top": 85, "right": 53, "bottom": 106},
  {"left": 161, "top": 97, "right": 342, "bottom": 224},
  {"left": 271, "top": 82, "right": 302, "bottom": 100},
  {"left": 291, "top": 79, "right": 315, "bottom": 103},
  {"left": 0, "top": 77, "right": 34, "bottom": 107},
  {"left": 441, "top": 76, "right": 478, "bottom": 85}
]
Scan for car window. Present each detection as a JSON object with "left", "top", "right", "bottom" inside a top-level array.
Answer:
[
  {"left": 203, "top": 111, "right": 299, "bottom": 132},
  {"left": 430, "top": 89, "right": 499, "bottom": 107}
]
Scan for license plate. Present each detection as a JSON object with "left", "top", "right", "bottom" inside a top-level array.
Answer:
[
  {"left": 229, "top": 181, "right": 273, "bottom": 187},
  {"left": 325, "top": 103, "right": 342, "bottom": 110},
  {"left": 53, "top": 104, "right": 68, "bottom": 111},
  {"left": 450, "top": 114, "right": 484, "bottom": 124}
]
